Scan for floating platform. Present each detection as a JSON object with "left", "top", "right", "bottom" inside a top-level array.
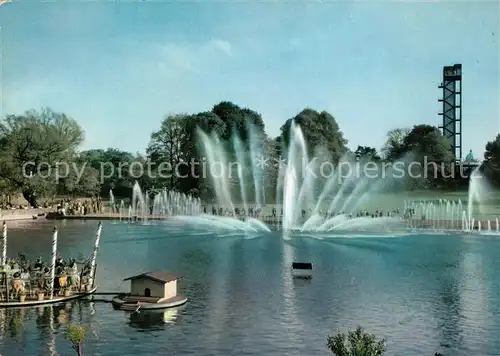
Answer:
[
  {"left": 111, "top": 294, "right": 187, "bottom": 311},
  {"left": 0, "top": 287, "right": 96, "bottom": 309}
]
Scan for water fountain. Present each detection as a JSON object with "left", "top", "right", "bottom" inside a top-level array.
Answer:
[
  {"left": 127, "top": 181, "right": 202, "bottom": 221},
  {"left": 109, "top": 189, "right": 115, "bottom": 212},
  {"left": 117, "top": 120, "right": 498, "bottom": 236},
  {"left": 195, "top": 121, "right": 405, "bottom": 233},
  {"left": 402, "top": 168, "right": 499, "bottom": 234}
]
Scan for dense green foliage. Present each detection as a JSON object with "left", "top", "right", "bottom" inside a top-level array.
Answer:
[
  {"left": 483, "top": 134, "right": 500, "bottom": 186},
  {"left": 327, "top": 326, "right": 386, "bottom": 356},
  {"left": 280, "top": 108, "right": 348, "bottom": 162},
  {"left": 0, "top": 109, "right": 99, "bottom": 206},
  {"left": 0, "top": 102, "right": 497, "bottom": 205},
  {"left": 66, "top": 323, "right": 86, "bottom": 356}
]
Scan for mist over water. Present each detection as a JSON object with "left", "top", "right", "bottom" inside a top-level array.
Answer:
[
  {"left": 194, "top": 121, "right": 405, "bottom": 233},
  {"left": 468, "top": 167, "right": 491, "bottom": 222}
]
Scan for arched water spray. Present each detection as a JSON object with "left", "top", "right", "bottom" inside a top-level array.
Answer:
[
  {"left": 232, "top": 135, "right": 250, "bottom": 215},
  {"left": 247, "top": 122, "right": 266, "bottom": 208},
  {"left": 282, "top": 122, "right": 309, "bottom": 230},
  {"left": 197, "top": 129, "right": 235, "bottom": 216}
]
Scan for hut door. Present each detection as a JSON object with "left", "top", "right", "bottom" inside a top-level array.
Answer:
[{"left": 144, "top": 288, "right": 151, "bottom": 297}]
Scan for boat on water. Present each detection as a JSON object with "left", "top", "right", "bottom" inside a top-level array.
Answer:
[
  {"left": 291, "top": 262, "right": 313, "bottom": 279},
  {"left": 0, "top": 221, "right": 103, "bottom": 308},
  {"left": 112, "top": 271, "right": 188, "bottom": 311},
  {"left": 0, "top": 287, "right": 96, "bottom": 308}
]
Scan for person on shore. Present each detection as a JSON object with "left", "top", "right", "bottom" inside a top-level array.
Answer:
[
  {"left": 11, "top": 272, "right": 24, "bottom": 298},
  {"left": 69, "top": 259, "right": 80, "bottom": 289},
  {"left": 55, "top": 256, "right": 65, "bottom": 269},
  {"left": 34, "top": 257, "right": 43, "bottom": 270},
  {"left": 20, "top": 268, "right": 30, "bottom": 281}
]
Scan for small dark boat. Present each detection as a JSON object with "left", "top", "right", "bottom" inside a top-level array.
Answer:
[{"left": 291, "top": 262, "right": 313, "bottom": 279}]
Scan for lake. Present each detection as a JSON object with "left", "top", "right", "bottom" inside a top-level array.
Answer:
[{"left": 1, "top": 220, "right": 499, "bottom": 355}]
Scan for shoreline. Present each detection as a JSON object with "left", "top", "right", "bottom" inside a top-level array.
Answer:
[
  {"left": 0, "top": 209, "right": 48, "bottom": 221},
  {"left": 1, "top": 210, "right": 497, "bottom": 232},
  {"left": 43, "top": 213, "right": 497, "bottom": 231}
]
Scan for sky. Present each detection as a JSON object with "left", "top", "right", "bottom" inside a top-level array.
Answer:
[{"left": 0, "top": 0, "right": 499, "bottom": 159}]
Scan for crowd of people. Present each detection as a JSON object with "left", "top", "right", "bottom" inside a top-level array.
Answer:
[
  {"left": 199, "top": 204, "right": 404, "bottom": 221},
  {"left": 55, "top": 197, "right": 104, "bottom": 216}
]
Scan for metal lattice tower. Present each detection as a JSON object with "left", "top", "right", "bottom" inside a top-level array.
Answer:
[{"left": 438, "top": 64, "right": 462, "bottom": 162}]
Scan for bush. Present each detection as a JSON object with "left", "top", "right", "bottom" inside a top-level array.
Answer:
[
  {"left": 327, "top": 326, "right": 386, "bottom": 356},
  {"left": 66, "top": 324, "right": 86, "bottom": 356}
]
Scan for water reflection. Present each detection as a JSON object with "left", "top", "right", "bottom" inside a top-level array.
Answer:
[
  {"left": 128, "top": 306, "right": 183, "bottom": 330},
  {"left": 459, "top": 250, "right": 491, "bottom": 354},
  {"left": 0, "top": 301, "right": 97, "bottom": 355},
  {"left": 437, "top": 272, "right": 463, "bottom": 351},
  {"left": 430, "top": 238, "right": 492, "bottom": 355},
  {"left": 282, "top": 240, "right": 299, "bottom": 336},
  {"left": 292, "top": 277, "right": 312, "bottom": 288},
  {"left": 1, "top": 222, "right": 499, "bottom": 355}
]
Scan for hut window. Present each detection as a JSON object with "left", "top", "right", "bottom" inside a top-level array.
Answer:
[{"left": 144, "top": 288, "right": 151, "bottom": 297}]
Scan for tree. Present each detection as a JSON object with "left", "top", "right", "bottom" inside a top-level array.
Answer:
[
  {"left": 66, "top": 323, "right": 86, "bottom": 356},
  {"left": 484, "top": 134, "right": 500, "bottom": 166},
  {"left": 327, "top": 326, "right": 386, "bottom": 356},
  {"left": 147, "top": 114, "right": 190, "bottom": 190},
  {"left": 354, "top": 146, "right": 381, "bottom": 161},
  {"left": 381, "top": 128, "right": 410, "bottom": 161},
  {"left": 263, "top": 136, "right": 281, "bottom": 202},
  {"left": 146, "top": 112, "right": 228, "bottom": 196},
  {"left": 182, "top": 111, "right": 226, "bottom": 196},
  {"left": 483, "top": 134, "right": 500, "bottom": 186},
  {"left": 0, "top": 108, "right": 88, "bottom": 206},
  {"left": 58, "top": 158, "right": 100, "bottom": 197},
  {"left": 183, "top": 111, "right": 226, "bottom": 160},
  {"left": 280, "top": 108, "right": 348, "bottom": 163},
  {"left": 79, "top": 148, "right": 136, "bottom": 197},
  {"left": 211, "top": 101, "right": 265, "bottom": 143},
  {"left": 400, "top": 125, "right": 453, "bottom": 188}
]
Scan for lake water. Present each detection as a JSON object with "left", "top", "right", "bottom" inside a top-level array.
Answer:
[{"left": 1, "top": 220, "right": 499, "bottom": 355}]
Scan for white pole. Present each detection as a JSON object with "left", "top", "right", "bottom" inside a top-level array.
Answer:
[
  {"left": 49, "top": 226, "right": 58, "bottom": 299},
  {"left": 1, "top": 221, "right": 6, "bottom": 267},
  {"left": 88, "top": 221, "right": 102, "bottom": 289}
]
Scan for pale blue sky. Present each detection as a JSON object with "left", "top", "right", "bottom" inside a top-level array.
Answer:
[{"left": 0, "top": 1, "right": 498, "bottom": 159}]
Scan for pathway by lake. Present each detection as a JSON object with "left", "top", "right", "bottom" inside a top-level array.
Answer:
[{"left": 0, "top": 220, "right": 499, "bottom": 355}]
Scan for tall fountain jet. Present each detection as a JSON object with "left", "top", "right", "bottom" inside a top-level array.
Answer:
[
  {"left": 247, "top": 122, "right": 266, "bottom": 208},
  {"left": 129, "top": 181, "right": 202, "bottom": 220},
  {"left": 131, "top": 181, "right": 147, "bottom": 220},
  {"left": 196, "top": 120, "right": 405, "bottom": 233},
  {"left": 109, "top": 189, "right": 115, "bottom": 213},
  {"left": 197, "top": 129, "right": 236, "bottom": 216},
  {"left": 468, "top": 167, "right": 490, "bottom": 228},
  {"left": 232, "top": 134, "right": 250, "bottom": 216}
]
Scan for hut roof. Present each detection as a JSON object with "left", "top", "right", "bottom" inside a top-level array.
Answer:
[{"left": 123, "top": 271, "right": 182, "bottom": 284}]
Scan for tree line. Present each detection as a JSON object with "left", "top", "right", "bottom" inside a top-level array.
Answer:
[{"left": 0, "top": 103, "right": 499, "bottom": 207}]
